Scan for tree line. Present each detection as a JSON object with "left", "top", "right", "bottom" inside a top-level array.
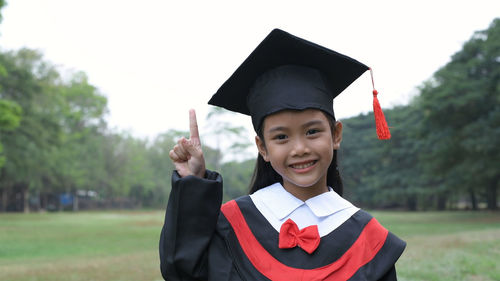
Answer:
[
  {"left": 341, "top": 18, "right": 499, "bottom": 210},
  {"left": 0, "top": 5, "right": 498, "bottom": 211},
  {"left": 0, "top": 47, "right": 254, "bottom": 211}
]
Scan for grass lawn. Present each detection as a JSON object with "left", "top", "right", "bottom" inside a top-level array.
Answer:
[
  {"left": 374, "top": 211, "right": 500, "bottom": 281},
  {"left": 1, "top": 210, "right": 499, "bottom": 281},
  {"left": 0, "top": 211, "right": 165, "bottom": 281}
]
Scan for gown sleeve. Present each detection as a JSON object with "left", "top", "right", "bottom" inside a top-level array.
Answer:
[
  {"left": 378, "top": 266, "right": 397, "bottom": 281},
  {"left": 159, "top": 170, "right": 223, "bottom": 281}
]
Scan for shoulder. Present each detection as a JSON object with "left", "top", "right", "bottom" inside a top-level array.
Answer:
[
  {"left": 352, "top": 209, "right": 407, "bottom": 265},
  {"left": 221, "top": 195, "right": 253, "bottom": 214},
  {"left": 350, "top": 209, "right": 374, "bottom": 224},
  {"left": 218, "top": 195, "right": 261, "bottom": 238}
]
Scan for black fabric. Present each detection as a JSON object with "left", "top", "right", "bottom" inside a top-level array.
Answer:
[
  {"left": 236, "top": 195, "right": 374, "bottom": 269},
  {"left": 213, "top": 216, "right": 271, "bottom": 281},
  {"left": 207, "top": 29, "right": 369, "bottom": 131},
  {"left": 348, "top": 232, "right": 406, "bottom": 280},
  {"left": 248, "top": 65, "right": 338, "bottom": 129},
  {"left": 159, "top": 170, "right": 223, "bottom": 280},
  {"left": 159, "top": 171, "right": 406, "bottom": 281},
  {"left": 375, "top": 266, "right": 398, "bottom": 281}
]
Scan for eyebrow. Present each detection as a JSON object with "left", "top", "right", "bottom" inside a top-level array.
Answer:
[
  {"left": 267, "top": 126, "right": 287, "bottom": 134},
  {"left": 302, "top": 120, "right": 324, "bottom": 128},
  {"left": 266, "top": 119, "right": 325, "bottom": 134}
]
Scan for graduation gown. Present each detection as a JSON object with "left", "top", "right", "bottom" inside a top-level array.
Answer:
[{"left": 159, "top": 170, "right": 406, "bottom": 281}]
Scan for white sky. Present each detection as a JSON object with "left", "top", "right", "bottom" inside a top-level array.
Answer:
[{"left": 1, "top": 0, "right": 499, "bottom": 143}]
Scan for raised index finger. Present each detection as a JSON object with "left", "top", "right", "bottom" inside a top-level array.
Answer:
[{"left": 189, "top": 109, "right": 200, "bottom": 143}]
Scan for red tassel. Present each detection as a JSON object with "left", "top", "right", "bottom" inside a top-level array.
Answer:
[
  {"left": 370, "top": 68, "right": 391, "bottom": 140},
  {"left": 372, "top": 90, "right": 391, "bottom": 139}
]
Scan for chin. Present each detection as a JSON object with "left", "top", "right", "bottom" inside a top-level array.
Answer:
[{"left": 286, "top": 177, "right": 324, "bottom": 189}]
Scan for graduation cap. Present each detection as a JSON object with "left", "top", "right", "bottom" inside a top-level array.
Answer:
[{"left": 208, "top": 29, "right": 390, "bottom": 139}]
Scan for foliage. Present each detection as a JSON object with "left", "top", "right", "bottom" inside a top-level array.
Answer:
[
  {"left": 0, "top": 47, "right": 252, "bottom": 210},
  {"left": 0, "top": 99, "right": 21, "bottom": 167},
  {"left": 340, "top": 18, "right": 500, "bottom": 210},
  {"left": 204, "top": 107, "right": 252, "bottom": 167},
  {"left": 0, "top": 17, "right": 498, "bottom": 211},
  {"left": 0, "top": 99, "right": 21, "bottom": 129},
  {"left": 0, "top": 0, "right": 5, "bottom": 24},
  {"left": 221, "top": 158, "right": 256, "bottom": 201},
  {"left": 416, "top": 18, "right": 500, "bottom": 210},
  {"left": 341, "top": 105, "right": 425, "bottom": 210},
  {"left": 0, "top": 49, "right": 108, "bottom": 206}
]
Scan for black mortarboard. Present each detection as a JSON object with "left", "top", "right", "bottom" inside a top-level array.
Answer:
[{"left": 208, "top": 29, "right": 391, "bottom": 139}]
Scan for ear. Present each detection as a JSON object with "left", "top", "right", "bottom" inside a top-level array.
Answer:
[
  {"left": 332, "top": 121, "right": 343, "bottom": 150},
  {"left": 255, "top": 136, "right": 270, "bottom": 162}
]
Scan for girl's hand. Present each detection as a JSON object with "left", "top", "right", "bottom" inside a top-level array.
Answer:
[{"left": 169, "top": 109, "right": 206, "bottom": 178}]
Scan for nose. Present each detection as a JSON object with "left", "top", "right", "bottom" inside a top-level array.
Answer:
[{"left": 290, "top": 137, "right": 310, "bottom": 156}]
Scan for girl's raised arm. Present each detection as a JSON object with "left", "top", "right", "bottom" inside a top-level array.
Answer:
[
  {"left": 160, "top": 110, "right": 222, "bottom": 280},
  {"left": 169, "top": 109, "right": 206, "bottom": 178}
]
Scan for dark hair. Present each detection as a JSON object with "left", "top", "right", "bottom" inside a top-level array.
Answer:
[{"left": 248, "top": 111, "right": 343, "bottom": 196}]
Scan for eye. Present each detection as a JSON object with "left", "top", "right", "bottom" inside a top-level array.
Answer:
[
  {"left": 274, "top": 134, "right": 288, "bottom": 140},
  {"left": 306, "top": 128, "right": 320, "bottom": 135}
]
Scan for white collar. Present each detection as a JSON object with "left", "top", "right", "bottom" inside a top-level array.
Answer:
[{"left": 252, "top": 182, "right": 353, "bottom": 220}]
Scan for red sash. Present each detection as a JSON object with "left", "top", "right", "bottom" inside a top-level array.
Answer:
[{"left": 221, "top": 200, "right": 388, "bottom": 281}]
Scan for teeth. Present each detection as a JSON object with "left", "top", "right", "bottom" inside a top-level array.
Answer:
[{"left": 291, "top": 161, "right": 315, "bottom": 169}]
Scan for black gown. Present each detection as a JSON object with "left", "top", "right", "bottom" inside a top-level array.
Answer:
[{"left": 159, "top": 171, "right": 406, "bottom": 281}]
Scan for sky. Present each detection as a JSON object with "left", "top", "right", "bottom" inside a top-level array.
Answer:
[{"left": 1, "top": 0, "right": 499, "bottom": 142}]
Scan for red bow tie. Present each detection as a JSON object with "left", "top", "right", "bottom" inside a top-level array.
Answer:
[{"left": 278, "top": 219, "right": 320, "bottom": 254}]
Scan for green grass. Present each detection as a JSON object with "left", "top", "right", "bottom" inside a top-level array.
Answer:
[
  {"left": 373, "top": 211, "right": 500, "bottom": 281},
  {"left": 1, "top": 210, "right": 499, "bottom": 281},
  {"left": 0, "top": 211, "right": 165, "bottom": 281}
]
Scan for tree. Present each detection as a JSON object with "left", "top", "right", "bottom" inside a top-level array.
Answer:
[
  {"left": 340, "top": 106, "right": 425, "bottom": 210},
  {"left": 0, "top": 0, "right": 5, "bottom": 24},
  {"left": 220, "top": 158, "right": 255, "bottom": 201},
  {"left": 0, "top": 99, "right": 21, "bottom": 167},
  {"left": 204, "top": 107, "right": 252, "bottom": 170},
  {"left": 0, "top": 0, "right": 22, "bottom": 169},
  {"left": 0, "top": 49, "right": 110, "bottom": 211},
  {"left": 417, "top": 18, "right": 500, "bottom": 210}
]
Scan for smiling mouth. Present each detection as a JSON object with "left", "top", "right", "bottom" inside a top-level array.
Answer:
[{"left": 290, "top": 160, "right": 317, "bottom": 169}]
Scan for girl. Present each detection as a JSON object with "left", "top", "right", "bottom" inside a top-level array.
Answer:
[{"left": 160, "top": 29, "right": 405, "bottom": 281}]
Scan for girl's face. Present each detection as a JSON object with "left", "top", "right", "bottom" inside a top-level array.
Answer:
[{"left": 255, "top": 109, "right": 342, "bottom": 200}]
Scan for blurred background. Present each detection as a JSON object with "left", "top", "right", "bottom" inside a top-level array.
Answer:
[{"left": 0, "top": 1, "right": 499, "bottom": 280}]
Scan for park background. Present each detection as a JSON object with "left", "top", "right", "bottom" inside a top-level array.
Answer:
[{"left": 0, "top": 1, "right": 499, "bottom": 280}]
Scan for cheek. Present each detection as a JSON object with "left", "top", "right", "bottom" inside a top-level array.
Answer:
[
  {"left": 314, "top": 136, "right": 334, "bottom": 149},
  {"left": 316, "top": 138, "right": 335, "bottom": 161},
  {"left": 265, "top": 145, "right": 288, "bottom": 167}
]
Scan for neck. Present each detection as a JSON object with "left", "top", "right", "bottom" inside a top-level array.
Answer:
[{"left": 282, "top": 179, "right": 329, "bottom": 201}]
